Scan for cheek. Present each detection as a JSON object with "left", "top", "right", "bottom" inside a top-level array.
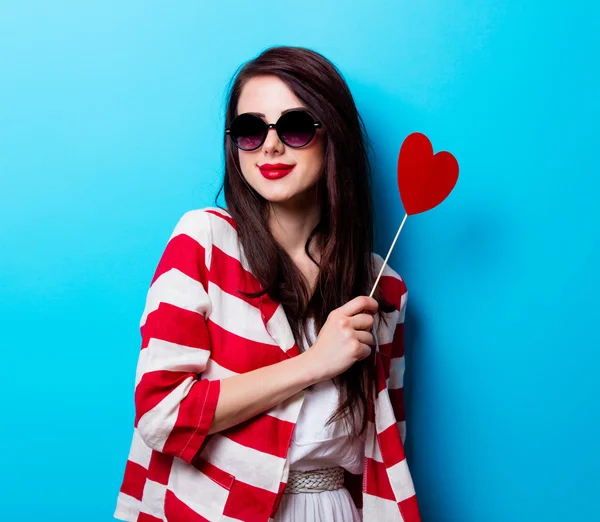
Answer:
[
  {"left": 310, "top": 135, "right": 326, "bottom": 167},
  {"left": 305, "top": 147, "right": 326, "bottom": 177},
  {"left": 238, "top": 153, "right": 258, "bottom": 177}
]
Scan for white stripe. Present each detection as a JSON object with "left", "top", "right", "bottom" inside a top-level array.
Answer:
[
  {"left": 140, "top": 479, "right": 166, "bottom": 519},
  {"left": 372, "top": 252, "right": 403, "bottom": 282},
  {"left": 375, "top": 388, "right": 397, "bottom": 434},
  {"left": 372, "top": 252, "right": 397, "bottom": 278},
  {"left": 387, "top": 458, "right": 416, "bottom": 503},
  {"left": 158, "top": 209, "right": 213, "bottom": 285},
  {"left": 169, "top": 209, "right": 211, "bottom": 248},
  {"left": 265, "top": 303, "right": 296, "bottom": 351},
  {"left": 388, "top": 356, "right": 405, "bottom": 389},
  {"left": 399, "top": 290, "right": 407, "bottom": 322},
  {"left": 200, "top": 433, "right": 284, "bottom": 492},
  {"left": 374, "top": 312, "right": 397, "bottom": 345},
  {"left": 206, "top": 208, "right": 255, "bottom": 275},
  {"left": 114, "top": 491, "right": 141, "bottom": 522},
  {"left": 372, "top": 252, "right": 407, "bottom": 320},
  {"left": 362, "top": 492, "right": 403, "bottom": 521},
  {"left": 201, "top": 357, "right": 238, "bottom": 380},
  {"left": 398, "top": 420, "right": 407, "bottom": 446},
  {"left": 371, "top": 252, "right": 386, "bottom": 272},
  {"left": 136, "top": 376, "right": 194, "bottom": 451},
  {"left": 365, "top": 420, "right": 383, "bottom": 463},
  {"left": 208, "top": 282, "right": 276, "bottom": 345},
  {"left": 265, "top": 388, "right": 305, "bottom": 423},
  {"left": 364, "top": 416, "right": 378, "bottom": 460},
  {"left": 127, "top": 427, "right": 153, "bottom": 469},
  {"left": 141, "top": 268, "right": 210, "bottom": 327},
  {"left": 136, "top": 338, "right": 210, "bottom": 386},
  {"left": 169, "top": 457, "right": 230, "bottom": 520}
]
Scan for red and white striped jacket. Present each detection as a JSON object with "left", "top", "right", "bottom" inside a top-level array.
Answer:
[{"left": 114, "top": 207, "right": 421, "bottom": 522}]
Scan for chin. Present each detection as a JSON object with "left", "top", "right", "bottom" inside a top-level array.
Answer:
[{"left": 261, "top": 192, "right": 297, "bottom": 204}]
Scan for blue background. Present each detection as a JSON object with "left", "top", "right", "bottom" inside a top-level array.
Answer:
[{"left": 1, "top": 1, "right": 598, "bottom": 521}]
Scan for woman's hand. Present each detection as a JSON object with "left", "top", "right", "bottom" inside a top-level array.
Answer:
[{"left": 302, "top": 296, "right": 379, "bottom": 384}]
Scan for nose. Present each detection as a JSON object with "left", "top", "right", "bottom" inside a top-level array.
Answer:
[{"left": 262, "top": 126, "right": 283, "bottom": 154}]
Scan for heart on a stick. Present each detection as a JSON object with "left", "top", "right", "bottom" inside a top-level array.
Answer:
[{"left": 397, "top": 132, "right": 459, "bottom": 215}]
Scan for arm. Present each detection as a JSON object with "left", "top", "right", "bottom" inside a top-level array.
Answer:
[
  {"left": 207, "top": 353, "right": 316, "bottom": 435},
  {"left": 134, "top": 210, "right": 318, "bottom": 463},
  {"left": 133, "top": 210, "right": 218, "bottom": 464}
]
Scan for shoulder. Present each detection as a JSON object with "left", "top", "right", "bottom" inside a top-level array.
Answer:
[
  {"left": 370, "top": 252, "right": 407, "bottom": 312},
  {"left": 170, "top": 206, "right": 238, "bottom": 246}
]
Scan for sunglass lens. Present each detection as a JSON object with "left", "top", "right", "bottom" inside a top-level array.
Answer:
[
  {"left": 278, "top": 111, "right": 315, "bottom": 147},
  {"left": 230, "top": 114, "right": 265, "bottom": 150}
]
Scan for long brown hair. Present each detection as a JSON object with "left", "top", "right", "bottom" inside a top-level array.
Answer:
[{"left": 214, "top": 45, "right": 396, "bottom": 441}]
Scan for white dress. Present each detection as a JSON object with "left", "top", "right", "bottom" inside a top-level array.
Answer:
[{"left": 273, "top": 317, "right": 364, "bottom": 522}]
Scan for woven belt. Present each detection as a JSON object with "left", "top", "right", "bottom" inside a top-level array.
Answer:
[{"left": 284, "top": 467, "right": 345, "bottom": 494}]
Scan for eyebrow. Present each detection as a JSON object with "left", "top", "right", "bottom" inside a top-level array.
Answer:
[{"left": 245, "top": 107, "right": 306, "bottom": 118}]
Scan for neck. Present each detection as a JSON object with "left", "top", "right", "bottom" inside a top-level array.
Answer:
[{"left": 267, "top": 188, "right": 322, "bottom": 260}]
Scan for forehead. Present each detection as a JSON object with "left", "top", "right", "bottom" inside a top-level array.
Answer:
[{"left": 237, "top": 75, "right": 306, "bottom": 118}]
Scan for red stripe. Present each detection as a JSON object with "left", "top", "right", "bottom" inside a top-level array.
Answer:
[
  {"left": 399, "top": 494, "right": 422, "bottom": 522},
  {"left": 367, "top": 399, "right": 375, "bottom": 423},
  {"left": 285, "top": 343, "right": 301, "bottom": 358},
  {"left": 377, "top": 423, "right": 406, "bottom": 468},
  {"left": 141, "top": 302, "right": 211, "bottom": 351},
  {"left": 207, "top": 319, "right": 286, "bottom": 373},
  {"left": 378, "top": 275, "right": 404, "bottom": 309},
  {"left": 164, "top": 489, "right": 210, "bottom": 522},
  {"left": 378, "top": 350, "right": 392, "bottom": 380},
  {"left": 138, "top": 514, "right": 163, "bottom": 522},
  {"left": 134, "top": 370, "right": 193, "bottom": 425},
  {"left": 151, "top": 233, "right": 207, "bottom": 287},
  {"left": 223, "top": 479, "right": 277, "bottom": 522},
  {"left": 119, "top": 459, "right": 147, "bottom": 501},
  {"left": 258, "top": 293, "right": 281, "bottom": 325},
  {"left": 193, "top": 457, "right": 235, "bottom": 490},
  {"left": 147, "top": 450, "right": 174, "bottom": 486},
  {"left": 388, "top": 386, "right": 405, "bottom": 422},
  {"left": 205, "top": 208, "right": 237, "bottom": 231},
  {"left": 270, "top": 482, "right": 287, "bottom": 518},
  {"left": 376, "top": 353, "right": 387, "bottom": 394},
  {"left": 164, "top": 379, "right": 220, "bottom": 464},
  {"left": 391, "top": 322, "right": 405, "bottom": 358},
  {"left": 222, "top": 412, "right": 295, "bottom": 459},
  {"left": 204, "top": 214, "right": 280, "bottom": 325},
  {"left": 378, "top": 340, "right": 393, "bottom": 359},
  {"left": 364, "top": 457, "right": 395, "bottom": 501},
  {"left": 211, "top": 245, "right": 262, "bottom": 306}
]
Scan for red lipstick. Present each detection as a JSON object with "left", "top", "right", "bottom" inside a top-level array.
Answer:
[{"left": 258, "top": 163, "right": 295, "bottom": 180}]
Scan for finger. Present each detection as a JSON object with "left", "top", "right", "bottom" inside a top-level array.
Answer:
[
  {"left": 356, "top": 343, "right": 372, "bottom": 360},
  {"left": 339, "top": 296, "right": 378, "bottom": 317},
  {"left": 355, "top": 330, "right": 375, "bottom": 345},
  {"left": 348, "top": 312, "right": 375, "bottom": 331}
]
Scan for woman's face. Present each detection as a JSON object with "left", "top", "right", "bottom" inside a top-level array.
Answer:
[{"left": 235, "top": 75, "right": 325, "bottom": 207}]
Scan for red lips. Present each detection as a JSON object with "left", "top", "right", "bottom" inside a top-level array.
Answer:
[{"left": 258, "top": 163, "right": 295, "bottom": 180}]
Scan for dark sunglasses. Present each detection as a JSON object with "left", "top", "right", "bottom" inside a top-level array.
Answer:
[{"left": 226, "top": 109, "right": 322, "bottom": 151}]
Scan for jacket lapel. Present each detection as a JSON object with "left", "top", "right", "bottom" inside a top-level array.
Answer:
[{"left": 258, "top": 293, "right": 302, "bottom": 358}]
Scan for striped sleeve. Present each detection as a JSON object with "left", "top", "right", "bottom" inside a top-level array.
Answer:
[
  {"left": 388, "top": 278, "right": 408, "bottom": 446},
  {"left": 133, "top": 209, "right": 220, "bottom": 465}
]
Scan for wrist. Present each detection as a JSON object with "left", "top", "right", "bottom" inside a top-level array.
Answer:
[{"left": 294, "top": 349, "right": 323, "bottom": 387}]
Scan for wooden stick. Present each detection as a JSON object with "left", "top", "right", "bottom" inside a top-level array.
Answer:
[{"left": 369, "top": 213, "right": 408, "bottom": 298}]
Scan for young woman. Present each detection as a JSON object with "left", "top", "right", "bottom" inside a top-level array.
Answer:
[{"left": 114, "top": 46, "right": 421, "bottom": 522}]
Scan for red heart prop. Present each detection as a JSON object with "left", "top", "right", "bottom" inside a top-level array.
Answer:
[{"left": 397, "top": 132, "right": 459, "bottom": 215}]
